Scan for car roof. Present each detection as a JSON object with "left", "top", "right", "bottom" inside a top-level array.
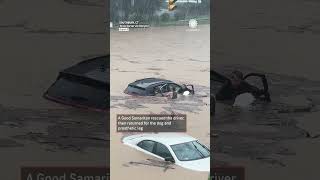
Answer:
[
  {"left": 62, "top": 56, "right": 108, "bottom": 84},
  {"left": 130, "top": 78, "right": 173, "bottom": 89},
  {"left": 132, "top": 133, "right": 197, "bottom": 146}
]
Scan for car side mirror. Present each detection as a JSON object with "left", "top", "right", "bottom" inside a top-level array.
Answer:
[{"left": 164, "top": 157, "right": 175, "bottom": 163}]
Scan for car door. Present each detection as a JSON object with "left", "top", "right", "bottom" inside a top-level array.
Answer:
[
  {"left": 159, "top": 83, "right": 170, "bottom": 94},
  {"left": 137, "top": 140, "right": 174, "bottom": 161},
  {"left": 152, "top": 83, "right": 165, "bottom": 96},
  {"left": 167, "top": 83, "right": 182, "bottom": 93},
  {"left": 137, "top": 140, "right": 157, "bottom": 157},
  {"left": 153, "top": 142, "right": 174, "bottom": 160}
]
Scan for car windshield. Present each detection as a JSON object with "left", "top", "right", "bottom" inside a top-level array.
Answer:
[{"left": 170, "top": 141, "right": 210, "bottom": 161}]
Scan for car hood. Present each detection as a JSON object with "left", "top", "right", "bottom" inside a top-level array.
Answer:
[{"left": 177, "top": 157, "right": 210, "bottom": 172}]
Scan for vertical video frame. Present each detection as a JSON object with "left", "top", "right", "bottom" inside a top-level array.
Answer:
[{"left": 110, "top": 0, "right": 210, "bottom": 179}]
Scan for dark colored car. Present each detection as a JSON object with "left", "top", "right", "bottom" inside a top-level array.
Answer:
[
  {"left": 44, "top": 55, "right": 108, "bottom": 111},
  {"left": 124, "top": 78, "right": 194, "bottom": 96}
]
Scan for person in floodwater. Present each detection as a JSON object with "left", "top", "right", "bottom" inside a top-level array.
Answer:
[
  {"left": 216, "top": 70, "right": 270, "bottom": 102},
  {"left": 167, "top": 86, "right": 178, "bottom": 99}
]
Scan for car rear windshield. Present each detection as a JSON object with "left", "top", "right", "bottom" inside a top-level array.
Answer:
[
  {"left": 45, "top": 77, "right": 107, "bottom": 110},
  {"left": 124, "top": 85, "right": 146, "bottom": 95},
  {"left": 129, "top": 84, "right": 145, "bottom": 90},
  {"left": 170, "top": 141, "right": 210, "bottom": 161}
]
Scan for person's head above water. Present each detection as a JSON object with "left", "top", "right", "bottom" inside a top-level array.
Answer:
[{"left": 229, "top": 70, "right": 244, "bottom": 87}]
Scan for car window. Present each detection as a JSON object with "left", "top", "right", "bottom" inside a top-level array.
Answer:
[
  {"left": 160, "top": 84, "right": 170, "bottom": 93},
  {"left": 168, "top": 83, "right": 181, "bottom": 92},
  {"left": 137, "top": 140, "right": 155, "bottom": 152},
  {"left": 171, "top": 141, "right": 210, "bottom": 161},
  {"left": 152, "top": 83, "right": 170, "bottom": 95},
  {"left": 124, "top": 85, "right": 146, "bottom": 95},
  {"left": 154, "top": 143, "right": 172, "bottom": 158},
  {"left": 153, "top": 84, "right": 164, "bottom": 95}
]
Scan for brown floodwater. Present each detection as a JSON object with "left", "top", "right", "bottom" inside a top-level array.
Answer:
[{"left": 110, "top": 25, "right": 210, "bottom": 180}]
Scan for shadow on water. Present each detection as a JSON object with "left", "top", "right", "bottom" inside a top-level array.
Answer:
[{"left": 212, "top": 66, "right": 320, "bottom": 166}]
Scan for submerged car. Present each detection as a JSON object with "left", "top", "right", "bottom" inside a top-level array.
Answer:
[
  {"left": 212, "top": 70, "right": 271, "bottom": 103},
  {"left": 44, "top": 55, "right": 108, "bottom": 111},
  {"left": 124, "top": 78, "right": 194, "bottom": 96},
  {"left": 122, "top": 133, "right": 210, "bottom": 172}
]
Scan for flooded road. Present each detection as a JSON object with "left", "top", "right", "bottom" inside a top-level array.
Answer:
[{"left": 110, "top": 25, "right": 210, "bottom": 179}]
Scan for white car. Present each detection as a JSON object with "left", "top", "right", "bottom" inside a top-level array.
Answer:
[{"left": 122, "top": 133, "right": 210, "bottom": 172}]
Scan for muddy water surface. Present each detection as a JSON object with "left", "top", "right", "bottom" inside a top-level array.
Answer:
[{"left": 110, "top": 25, "right": 210, "bottom": 179}]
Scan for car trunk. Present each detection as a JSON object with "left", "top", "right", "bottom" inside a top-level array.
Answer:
[{"left": 44, "top": 56, "right": 109, "bottom": 111}]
